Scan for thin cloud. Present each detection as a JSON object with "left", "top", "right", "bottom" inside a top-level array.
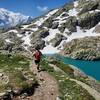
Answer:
[{"left": 37, "top": 6, "right": 49, "bottom": 12}]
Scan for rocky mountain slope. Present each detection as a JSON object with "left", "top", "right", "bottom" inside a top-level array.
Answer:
[
  {"left": 0, "top": 0, "right": 100, "bottom": 60},
  {"left": 0, "top": 8, "right": 32, "bottom": 28},
  {"left": 60, "top": 36, "right": 100, "bottom": 60}
]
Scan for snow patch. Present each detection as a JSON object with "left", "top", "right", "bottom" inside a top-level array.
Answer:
[
  {"left": 46, "top": 9, "right": 59, "bottom": 17},
  {"left": 68, "top": 8, "right": 78, "bottom": 16},
  {"left": 66, "top": 26, "right": 100, "bottom": 42},
  {"left": 34, "top": 9, "right": 59, "bottom": 27},
  {"left": 89, "top": 9, "right": 100, "bottom": 14},
  {"left": 8, "top": 30, "right": 18, "bottom": 33},
  {"left": 17, "top": 34, "right": 23, "bottom": 37},
  {"left": 41, "top": 44, "right": 59, "bottom": 54},
  {"left": 43, "top": 29, "right": 60, "bottom": 41},
  {"left": 30, "top": 27, "right": 38, "bottom": 31},
  {"left": 74, "top": 1, "right": 79, "bottom": 8},
  {"left": 22, "top": 32, "right": 31, "bottom": 46},
  {"left": 64, "top": 28, "right": 70, "bottom": 33},
  {"left": 58, "top": 20, "right": 67, "bottom": 27},
  {"left": 54, "top": 13, "right": 69, "bottom": 27},
  {"left": 5, "top": 39, "right": 13, "bottom": 43},
  {"left": 34, "top": 17, "right": 46, "bottom": 26},
  {"left": 22, "top": 24, "right": 31, "bottom": 29}
]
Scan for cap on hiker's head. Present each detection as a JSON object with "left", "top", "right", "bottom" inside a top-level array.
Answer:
[{"left": 35, "top": 46, "right": 40, "bottom": 50}]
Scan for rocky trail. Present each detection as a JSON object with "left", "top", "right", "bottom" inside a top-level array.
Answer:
[
  {"left": 29, "top": 61, "right": 59, "bottom": 100},
  {"left": 13, "top": 60, "right": 59, "bottom": 100}
]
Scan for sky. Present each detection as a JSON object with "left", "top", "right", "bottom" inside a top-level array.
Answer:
[{"left": 0, "top": 0, "right": 71, "bottom": 17}]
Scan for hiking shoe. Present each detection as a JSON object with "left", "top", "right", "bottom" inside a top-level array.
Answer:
[
  {"left": 40, "top": 78, "right": 44, "bottom": 81},
  {"left": 38, "top": 70, "right": 41, "bottom": 73},
  {"left": 34, "top": 73, "right": 37, "bottom": 76}
]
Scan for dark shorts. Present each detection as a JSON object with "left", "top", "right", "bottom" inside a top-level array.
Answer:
[{"left": 34, "top": 60, "right": 40, "bottom": 65}]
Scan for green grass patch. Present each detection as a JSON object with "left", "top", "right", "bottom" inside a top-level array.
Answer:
[
  {"left": 50, "top": 60, "right": 74, "bottom": 78},
  {"left": 0, "top": 54, "right": 29, "bottom": 71},
  {"left": 0, "top": 53, "right": 37, "bottom": 93},
  {"left": 40, "top": 59, "right": 54, "bottom": 72}
]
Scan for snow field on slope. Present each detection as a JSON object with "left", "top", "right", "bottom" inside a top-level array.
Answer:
[
  {"left": 42, "top": 25, "right": 100, "bottom": 54},
  {"left": 34, "top": 9, "right": 59, "bottom": 26},
  {"left": 22, "top": 32, "right": 32, "bottom": 46}
]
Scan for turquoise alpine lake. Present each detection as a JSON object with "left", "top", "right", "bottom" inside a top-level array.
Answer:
[
  {"left": 46, "top": 54, "right": 100, "bottom": 80},
  {"left": 57, "top": 55, "right": 100, "bottom": 80}
]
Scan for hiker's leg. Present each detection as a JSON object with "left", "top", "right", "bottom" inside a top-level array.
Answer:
[
  {"left": 37, "top": 64, "right": 39, "bottom": 70},
  {"left": 37, "top": 62, "right": 40, "bottom": 70},
  {"left": 34, "top": 60, "right": 39, "bottom": 70},
  {"left": 34, "top": 60, "right": 41, "bottom": 71},
  {"left": 34, "top": 60, "right": 38, "bottom": 69},
  {"left": 34, "top": 60, "right": 38, "bottom": 65}
]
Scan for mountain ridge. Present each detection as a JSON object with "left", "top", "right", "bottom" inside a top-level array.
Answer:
[{"left": 0, "top": 8, "right": 32, "bottom": 28}]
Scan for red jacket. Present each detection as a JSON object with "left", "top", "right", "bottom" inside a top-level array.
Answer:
[{"left": 34, "top": 51, "right": 42, "bottom": 61}]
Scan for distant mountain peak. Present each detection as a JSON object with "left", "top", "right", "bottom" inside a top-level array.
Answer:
[{"left": 0, "top": 8, "right": 32, "bottom": 28}]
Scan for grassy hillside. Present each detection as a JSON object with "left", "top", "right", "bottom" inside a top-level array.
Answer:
[
  {"left": 0, "top": 53, "right": 37, "bottom": 97},
  {"left": 0, "top": 53, "right": 99, "bottom": 100},
  {"left": 40, "top": 58, "right": 95, "bottom": 100}
]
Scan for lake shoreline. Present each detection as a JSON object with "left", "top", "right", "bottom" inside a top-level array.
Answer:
[{"left": 45, "top": 54, "right": 100, "bottom": 80}]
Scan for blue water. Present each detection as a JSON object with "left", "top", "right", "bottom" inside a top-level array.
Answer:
[{"left": 56, "top": 56, "right": 100, "bottom": 80}]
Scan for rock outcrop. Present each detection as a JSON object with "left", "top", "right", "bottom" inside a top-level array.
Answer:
[
  {"left": 93, "top": 24, "right": 100, "bottom": 33},
  {"left": 62, "top": 16, "right": 78, "bottom": 32},
  {"left": 50, "top": 34, "right": 67, "bottom": 47},
  {"left": 78, "top": 11, "right": 100, "bottom": 29},
  {"left": 60, "top": 36, "right": 100, "bottom": 60}
]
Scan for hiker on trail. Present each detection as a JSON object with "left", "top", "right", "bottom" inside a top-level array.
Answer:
[{"left": 33, "top": 47, "right": 42, "bottom": 71}]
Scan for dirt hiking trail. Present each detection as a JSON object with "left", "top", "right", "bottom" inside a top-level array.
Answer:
[{"left": 29, "top": 61, "right": 59, "bottom": 100}]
